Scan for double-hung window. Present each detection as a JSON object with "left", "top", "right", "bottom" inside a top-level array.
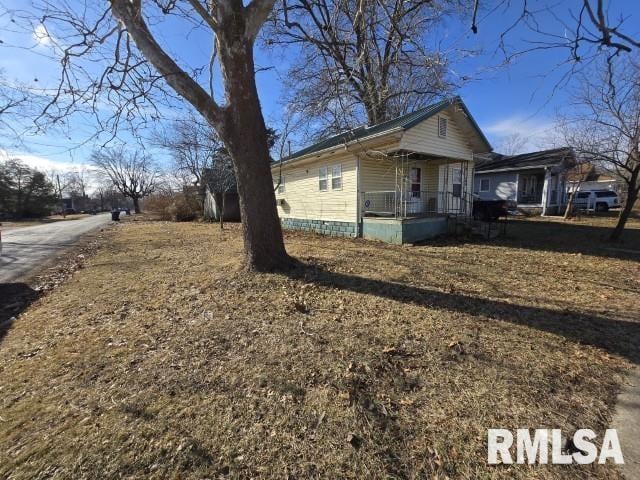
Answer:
[
  {"left": 452, "top": 168, "right": 462, "bottom": 197},
  {"left": 319, "top": 167, "right": 328, "bottom": 191},
  {"left": 331, "top": 164, "right": 342, "bottom": 190}
]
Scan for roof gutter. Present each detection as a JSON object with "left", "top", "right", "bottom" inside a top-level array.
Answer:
[
  {"left": 271, "top": 127, "right": 403, "bottom": 170},
  {"left": 475, "top": 164, "right": 559, "bottom": 174}
]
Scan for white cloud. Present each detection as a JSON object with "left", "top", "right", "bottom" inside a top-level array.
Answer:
[
  {"left": 0, "top": 150, "right": 93, "bottom": 176},
  {"left": 483, "top": 115, "right": 559, "bottom": 153},
  {"left": 33, "top": 24, "right": 52, "bottom": 46}
]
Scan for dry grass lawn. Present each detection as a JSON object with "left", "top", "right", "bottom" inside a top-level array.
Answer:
[{"left": 1, "top": 215, "right": 639, "bottom": 479}]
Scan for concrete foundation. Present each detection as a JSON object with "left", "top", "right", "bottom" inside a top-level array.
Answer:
[
  {"left": 362, "top": 216, "right": 448, "bottom": 244},
  {"left": 280, "top": 217, "right": 357, "bottom": 237}
]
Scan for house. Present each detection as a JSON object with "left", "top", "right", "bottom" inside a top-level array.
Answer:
[
  {"left": 203, "top": 187, "right": 240, "bottom": 222},
  {"left": 474, "top": 147, "right": 576, "bottom": 216},
  {"left": 202, "top": 166, "right": 241, "bottom": 222},
  {"left": 271, "top": 97, "right": 491, "bottom": 244}
]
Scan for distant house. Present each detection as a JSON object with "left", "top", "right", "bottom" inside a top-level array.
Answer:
[
  {"left": 203, "top": 187, "right": 240, "bottom": 222},
  {"left": 271, "top": 97, "right": 491, "bottom": 244},
  {"left": 474, "top": 147, "right": 576, "bottom": 216},
  {"left": 201, "top": 165, "right": 241, "bottom": 222}
]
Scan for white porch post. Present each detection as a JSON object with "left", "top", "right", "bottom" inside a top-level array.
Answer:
[
  {"left": 394, "top": 155, "right": 398, "bottom": 218},
  {"left": 541, "top": 168, "right": 551, "bottom": 216}
]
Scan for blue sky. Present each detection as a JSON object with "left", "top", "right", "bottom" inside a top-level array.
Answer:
[{"left": 0, "top": 0, "right": 639, "bottom": 175}]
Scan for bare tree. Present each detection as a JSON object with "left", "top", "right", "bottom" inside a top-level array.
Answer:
[
  {"left": 0, "top": 71, "right": 29, "bottom": 147},
  {"left": 46, "top": 169, "right": 73, "bottom": 216},
  {"left": 497, "top": 132, "right": 528, "bottom": 156},
  {"left": 204, "top": 151, "right": 236, "bottom": 229},
  {"left": 269, "top": 0, "right": 464, "bottom": 136},
  {"left": 67, "top": 167, "right": 92, "bottom": 198},
  {"left": 91, "top": 148, "right": 159, "bottom": 214},
  {"left": 4, "top": 0, "right": 292, "bottom": 271},
  {"left": 473, "top": 1, "right": 639, "bottom": 86},
  {"left": 155, "top": 115, "right": 221, "bottom": 188},
  {"left": 560, "top": 56, "right": 640, "bottom": 240}
]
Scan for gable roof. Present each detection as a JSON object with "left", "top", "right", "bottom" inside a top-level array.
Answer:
[
  {"left": 280, "top": 96, "right": 491, "bottom": 164},
  {"left": 475, "top": 147, "right": 575, "bottom": 173}
]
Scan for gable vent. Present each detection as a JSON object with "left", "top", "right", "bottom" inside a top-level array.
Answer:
[{"left": 438, "top": 116, "right": 448, "bottom": 137}]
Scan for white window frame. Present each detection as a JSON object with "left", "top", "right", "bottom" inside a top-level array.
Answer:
[
  {"left": 277, "top": 174, "right": 285, "bottom": 194},
  {"left": 331, "top": 164, "right": 342, "bottom": 190},
  {"left": 452, "top": 167, "right": 462, "bottom": 197},
  {"left": 319, "top": 166, "right": 328, "bottom": 191},
  {"left": 438, "top": 115, "right": 448, "bottom": 138},
  {"left": 479, "top": 177, "right": 490, "bottom": 192}
]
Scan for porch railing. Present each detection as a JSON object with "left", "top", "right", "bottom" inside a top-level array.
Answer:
[{"left": 361, "top": 190, "right": 472, "bottom": 219}]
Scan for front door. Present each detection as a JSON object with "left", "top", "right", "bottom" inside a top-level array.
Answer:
[
  {"left": 405, "top": 167, "right": 423, "bottom": 215},
  {"left": 438, "top": 163, "right": 464, "bottom": 213}
]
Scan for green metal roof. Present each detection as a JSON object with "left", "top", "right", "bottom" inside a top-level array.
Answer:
[{"left": 280, "top": 96, "right": 491, "bottom": 162}]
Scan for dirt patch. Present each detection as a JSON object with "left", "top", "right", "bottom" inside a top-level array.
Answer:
[{"left": 0, "top": 218, "right": 638, "bottom": 479}]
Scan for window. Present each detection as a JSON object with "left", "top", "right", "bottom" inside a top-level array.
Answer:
[
  {"left": 277, "top": 175, "right": 285, "bottom": 194},
  {"left": 410, "top": 167, "right": 421, "bottom": 197},
  {"left": 479, "top": 178, "right": 490, "bottom": 192},
  {"left": 438, "top": 116, "right": 448, "bottom": 137},
  {"left": 596, "top": 191, "right": 616, "bottom": 198},
  {"left": 331, "top": 164, "right": 342, "bottom": 190},
  {"left": 452, "top": 168, "right": 462, "bottom": 197},
  {"left": 319, "top": 166, "right": 327, "bottom": 191},
  {"left": 576, "top": 192, "right": 590, "bottom": 199}
]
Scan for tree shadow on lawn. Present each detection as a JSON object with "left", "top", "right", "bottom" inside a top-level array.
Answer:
[
  {"left": 0, "top": 283, "right": 40, "bottom": 345},
  {"left": 286, "top": 263, "right": 640, "bottom": 365},
  {"left": 429, "top": 218, "right": 640, "bottom": 261}
]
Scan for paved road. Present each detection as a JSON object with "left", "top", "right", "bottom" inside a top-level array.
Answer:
[{"left": 0, "top": 214, "right": 111, "bottom": 283}]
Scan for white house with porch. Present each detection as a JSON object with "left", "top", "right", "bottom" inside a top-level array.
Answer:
[
  {"left": 473, "top": 148, "right": 576, "bottom": 216},
  {"left": 271, "top": 97, "right": 492, "bottom": 244}
]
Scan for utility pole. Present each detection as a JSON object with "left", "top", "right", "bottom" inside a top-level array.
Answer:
[{"left": 56, "top": 174, "right": 66, "bottom": 218}]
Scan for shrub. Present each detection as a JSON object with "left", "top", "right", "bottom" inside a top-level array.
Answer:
[{"left": 145, "top": 191, "right": 202, "bottom": 222}]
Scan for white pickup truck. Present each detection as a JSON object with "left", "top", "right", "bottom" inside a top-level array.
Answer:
[{"left": 572, "top": 190, "right": 621, "bottom": 212}]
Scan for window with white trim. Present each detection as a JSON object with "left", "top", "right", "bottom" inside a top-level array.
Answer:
[
  {"left": 319, "top": 166, "right": 327, "bottom": 191},
  {"left": 331, "top": 164, "right": 342, "bottom": 190},
  {"left": 479, "top": 178, "right": 490, "bottom": 192},
  {"left": 438, "top": 116, "right": 448, "bottom": 137},
  {"left": 452, "top": 168, "right": 462, "bottom": 197}
]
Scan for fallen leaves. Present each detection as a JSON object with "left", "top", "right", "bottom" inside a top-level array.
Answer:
[{"left": 0, "top": 218, "right": 637, "bottom": 479}]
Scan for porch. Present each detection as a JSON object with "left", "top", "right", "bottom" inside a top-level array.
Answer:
[
  {"left": 516, "top": 169, "right": 568, "bottom": 215},
  {"left": 359, "top": 152, "right": 473, "bottom": 243}
]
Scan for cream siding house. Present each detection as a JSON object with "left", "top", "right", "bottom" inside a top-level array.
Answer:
[{"left": 272, "top": 97, "right": 491, "bottom": 244}]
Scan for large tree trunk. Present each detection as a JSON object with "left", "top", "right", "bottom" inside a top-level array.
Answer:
[
  {"left": 109, "top": 0, "right": 291, "bottom": 271},
  {"left": 132, "top": 197, "right": 141, "bottom": 214},
  {"left": 610, "top": 183, "right": 638, "bottom": 242},
  {"left": 217, "top": 27, "right": 293, "bottom": 271}
]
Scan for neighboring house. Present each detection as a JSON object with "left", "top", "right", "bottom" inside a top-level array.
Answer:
[
  {"left": 202, "top": 165, "right": 241, "bottom": 222},
  {"left": 271, "top": 97, "right": 491, "bottom": 244},
  {"left": 474, "top": 148, "right": 576, "bottom": 216},
  {"left": 203, "top": 187, "right": 240, "bottom": 222}
]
